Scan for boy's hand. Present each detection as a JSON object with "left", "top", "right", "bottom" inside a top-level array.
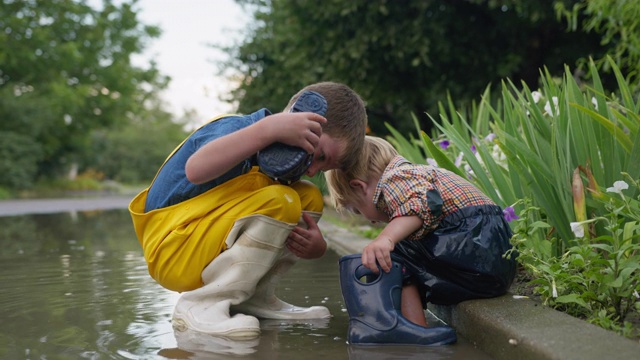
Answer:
[
  {"left": 361, "top": 236, "right": 395, "bottom": 273},
  {"left": 266, "top": 112, "right": 326, "bottom": 154},
  {"left": 286, "top": 212, "right": 327, "bottom": 259}
]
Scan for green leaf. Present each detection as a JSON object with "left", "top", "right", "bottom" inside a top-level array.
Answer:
[
  {"left": 384, "top": 121, "right": 426, "bottom": 164},
  {"left": 569, "top": 103, "right": 633, "bottom": 153},
  {"left": 555, "top": 294, "right": 590, "bottom": 309},
  {"left": 418, "top": 131, "right": 467, "bottom": 179},
  {"left": 588, "top": 244, "right": 614, "bottom": 253}
]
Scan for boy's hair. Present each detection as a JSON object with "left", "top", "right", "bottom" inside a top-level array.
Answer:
[
  {"left": 286, "top": 82, "right": 367, "bottom": 171},
  {"left": 325, "top": 136, "right": 398, "bottom": 213}
]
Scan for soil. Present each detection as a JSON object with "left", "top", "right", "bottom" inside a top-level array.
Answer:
[{"left": 508, "top": 267, "right": 538, "bottom": 298}]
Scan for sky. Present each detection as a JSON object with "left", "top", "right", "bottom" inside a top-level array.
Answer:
[{"left": 130, "top": 0, "right": 250, "bottom": 127}]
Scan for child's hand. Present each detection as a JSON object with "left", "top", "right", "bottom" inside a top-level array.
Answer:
[
  {"left": 361, "top": 236, "right": 395, "bottom": 273},
  {"left": 265, "top": 112, "right": 326, "bottom": 154},
  {"left": 286, "top": 212, "right": 327, "bottom": 259}
]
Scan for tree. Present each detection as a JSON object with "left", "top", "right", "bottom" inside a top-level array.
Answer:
[
  {"left": 556, "top": 0, "right": 640, "bottom": 91},
  {"left": 0, "top": 0, "right": 169, "bottom": 185},
  {"left": 0, "top": 131, "right": 42, "bottom": 189},
  {"left": 89, "top": 104, "right": 190, "bottom": 184},
  {"left": 222, "top": 0, "right": 609, "bottom": 135}
]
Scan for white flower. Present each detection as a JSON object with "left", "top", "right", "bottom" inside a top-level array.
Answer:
[
  {"left": 464, "top": 164, "right": 475, "bottom": 177},
  {"left": 532, "top": 91, "right": 542, "bottom": 104},
  {"left": 484, "top": 133, "right": 496, "bottom": 142},
  {"left": 454, "top": 152, "right": 464, "bottom": 167},
  {"left": 634, "top": 290, "right": 639, "bottom": 299},
  {"left": 426, "top": 158, "right": 438, "bottom": 167},
  {"left": 606, "top": 180, "right": 629, "bottom": 194},
  {"left": 474, "top": 148, "right": 484, "bottom": 166},
  {"left": 570, "top": 222, "right": 585, "bottom": 238},
  {"left": 492, "top": 144, "right": 506, "bottom": 162},
  {"left": 544, "top": 96, "right": 560, "bottom": 116},
  {"left": 591, "top": 96, "right": 598, "bottom": 110}
]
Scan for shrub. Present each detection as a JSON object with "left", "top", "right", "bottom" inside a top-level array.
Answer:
[{"left": 385, "top": 57, "right": 639, "bottom": 337}]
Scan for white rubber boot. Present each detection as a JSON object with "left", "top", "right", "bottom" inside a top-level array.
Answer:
[
  {"left": 172, "top": 215, "right": 295, "bottom": 339},
  {"left": 231, "top": 211, "right": 331, "bottom": 320},
  {"left": 173, "top": 327, "right": 260, "bottom": 357}
]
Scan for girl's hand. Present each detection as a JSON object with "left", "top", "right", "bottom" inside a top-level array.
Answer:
[
  {"left": 360, "top": 215, "right": 422, "bottom": 273},
  {"left": 361, "top": 236, "right": 395, "bottom": 273}
]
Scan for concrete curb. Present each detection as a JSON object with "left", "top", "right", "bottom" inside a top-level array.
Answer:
[{"left": 319, "top": 219, "right": 640, "bottom": 360}]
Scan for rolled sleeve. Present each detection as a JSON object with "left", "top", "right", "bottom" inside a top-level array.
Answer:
[{"left": 378, "top": 164, "right": 441, "bottom": 240}]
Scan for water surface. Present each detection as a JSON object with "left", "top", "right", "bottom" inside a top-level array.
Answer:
[{"left": 0, "top": 209, "right": 492, "bottom": 359}]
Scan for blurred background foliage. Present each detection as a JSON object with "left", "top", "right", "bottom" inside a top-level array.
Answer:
[
  {"left": 224, "top": 0, "right": 634, "bottom": 135},
  {"left": 0, "top": 0, "right": 639, "bottom": 195},
  {"left": 0, "top": 0, "right": 191, "bottom": 193}
]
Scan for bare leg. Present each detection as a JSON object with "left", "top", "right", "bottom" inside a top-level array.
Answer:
[{"left": 401, "top": 283, "right": 428, "bottom": 327}]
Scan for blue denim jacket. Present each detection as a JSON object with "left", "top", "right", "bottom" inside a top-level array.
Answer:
[{"left": 145, "top": 108, "right": 272, "bottom": 211}]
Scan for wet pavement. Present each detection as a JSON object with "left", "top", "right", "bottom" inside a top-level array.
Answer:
[{"left": 1, "top": 195, "right": 639, "bottom": 359}]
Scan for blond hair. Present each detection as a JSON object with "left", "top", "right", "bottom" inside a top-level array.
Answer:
[
  {"left": 325, "top": 136, "right": 398, "bottom": 213},
  {"left": 286, "top": 82, "right": 367, "bottom": 171}
]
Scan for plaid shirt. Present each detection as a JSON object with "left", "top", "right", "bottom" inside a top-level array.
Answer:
[{"left": 373, "top": 156, "right": 495, "bottom": 240}]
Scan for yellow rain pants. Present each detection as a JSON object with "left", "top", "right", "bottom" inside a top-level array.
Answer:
[{"left": 129, "top": 117, "right": 323, "bottom": 293}]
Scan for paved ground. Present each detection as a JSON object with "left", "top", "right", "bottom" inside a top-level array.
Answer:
[{"left": 0, "top": 196, "right": 134, "bottom": 216}]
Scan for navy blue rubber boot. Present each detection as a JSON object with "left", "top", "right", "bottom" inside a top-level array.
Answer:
[
  {"left": 339, "top": 254, "right": 458, "bottom": 346},
  {"left": 289, "top": 90, "right": 328, "bottom": 115},
  {"left": 257, "top": 90, "right": 327, "bottom": 184}
]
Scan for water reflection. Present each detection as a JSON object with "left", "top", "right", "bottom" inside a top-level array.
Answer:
[{"left": 0, "top": 209, "right": 492, "bottom": 359}]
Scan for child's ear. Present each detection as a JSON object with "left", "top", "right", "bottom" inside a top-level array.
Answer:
[{"left": 349, "top": 179, "right": 367, "bottom": 194}]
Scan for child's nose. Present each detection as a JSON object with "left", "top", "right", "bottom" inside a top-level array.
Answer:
[{"left": 305, "top": 163, "right": 320, "bottom": 177}]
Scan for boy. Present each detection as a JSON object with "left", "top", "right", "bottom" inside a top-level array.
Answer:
[
  {"left": 129, "top": 82, "right": 367, "bottom": 339},
  {"left": 326, "top": 136, "right": 515, "bottom": 345}
]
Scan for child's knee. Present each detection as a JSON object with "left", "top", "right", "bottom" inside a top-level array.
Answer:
[
  {"left": 290, "top": 180, "right": 324, "bottom": 212},
  {"left": 257, "top": 185, "right": 303, "bottom": 223}
]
